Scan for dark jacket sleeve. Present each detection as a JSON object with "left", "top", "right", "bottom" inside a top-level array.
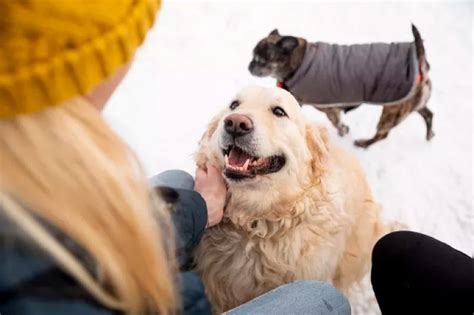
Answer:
[
  {"left": 179, "top": 272, "right": 212, "bottom": 315},
  {"left": 167, "top": 188, "right": 208, "bottom": 269}
]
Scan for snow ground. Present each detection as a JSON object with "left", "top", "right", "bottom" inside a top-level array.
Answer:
[{"left": 104, "top": 1, "right": 472, "bottom": 312}]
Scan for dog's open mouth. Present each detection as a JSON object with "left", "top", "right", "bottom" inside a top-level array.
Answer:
[{"left": 222, "top": 145, "right": 285, "bottom": 180}]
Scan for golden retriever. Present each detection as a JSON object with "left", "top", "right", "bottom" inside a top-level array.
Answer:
[{"left": 194, "top": 86, "right": 393, "bottom": 313}]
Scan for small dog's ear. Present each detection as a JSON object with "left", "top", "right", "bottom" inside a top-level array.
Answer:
[
  {"left": 277, "top": 36, "right": 299, "bottom": 52},
  {"left": 269, "top": 28, "right": 280, "bottom": 36}
]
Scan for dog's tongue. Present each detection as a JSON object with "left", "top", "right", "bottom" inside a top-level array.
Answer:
[{"left": 228, "top": 147, "right": 253, "bottom": 166}]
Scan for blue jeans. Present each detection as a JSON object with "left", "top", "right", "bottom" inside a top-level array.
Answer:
[
  {"left": 225, "top": 281, "right": 350, "bottom": 315},
  {"left": 150, "top": 169, "right": 195, "bottom": 190},
  {"left": 152, "top": 170, "right": 351, "bottom": 315}
]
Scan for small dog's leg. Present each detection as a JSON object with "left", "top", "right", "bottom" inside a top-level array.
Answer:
[
  {"left": 354, "top": 103, "right": 412, "bottom": 148},
  {"left": 415, "top": 80, "right": 434, "bottom": 141},
  {"left": 354, "top": 131, "right": 389, "bottom": 148},
  {"left": 354, "top": 80, "right": 429, "bottom": 148},
  {"left": 317, "top": 107, "right": 349, "bottom": 136},
  {"left": 417, "top": 107, "right": 435, "bottom": 140}
]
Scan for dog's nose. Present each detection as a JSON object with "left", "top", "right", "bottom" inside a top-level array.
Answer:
[
  {"left": 248, "top": 61, "right": 255, "bottom": 72},
  {"left": 224, "top": 114, "right": 253, "bottom": 137}
]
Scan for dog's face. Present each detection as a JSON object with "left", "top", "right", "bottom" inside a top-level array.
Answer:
[
  {"left": 248, "top": 29, "right": 300, "bottom": 79},
  {"left": 197, "top": 86, "right": 328, "bottom": 200}
]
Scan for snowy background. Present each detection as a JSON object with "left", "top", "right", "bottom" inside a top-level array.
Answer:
[{"left": 104, "top": 0, "right": 472, "bottom": 312}]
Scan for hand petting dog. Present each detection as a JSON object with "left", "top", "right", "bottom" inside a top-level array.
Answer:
[{"left": 195, "top": 163, "right": 227, "bottom": 227}]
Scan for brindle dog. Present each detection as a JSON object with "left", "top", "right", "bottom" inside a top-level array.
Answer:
[{"left": 248, "top": 27, "right": 434, "bottom": 148}]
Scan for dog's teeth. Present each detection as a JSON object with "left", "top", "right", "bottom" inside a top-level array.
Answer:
[
  {"left": 224, "top": 155, "right": 229, "bottom": 166},
  {"left": 243, "top": 159, "right": 250, "bottom": 171}
]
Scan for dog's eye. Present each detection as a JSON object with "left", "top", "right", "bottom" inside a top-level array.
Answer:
[
  {"left": 230, "top": 100, "right": 240, "bottom": 110},
  {"left": 272, "top": 106, "right": 287, "bottom": 117},
  {"left": 255, "top": 56, "right": 265, "bottom": 63}
]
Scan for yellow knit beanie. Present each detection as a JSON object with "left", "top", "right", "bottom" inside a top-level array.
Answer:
[{"left": 0, "top": 0, "right": 161, "bottom": 118}]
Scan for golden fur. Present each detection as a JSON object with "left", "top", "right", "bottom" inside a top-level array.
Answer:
[{"left": 195, "top": 86, "right": 393, "bottom": 312}]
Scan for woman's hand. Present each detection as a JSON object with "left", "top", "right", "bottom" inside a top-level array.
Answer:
[{"left": 194, "top": 163, "right": 227, "bottom": 227}]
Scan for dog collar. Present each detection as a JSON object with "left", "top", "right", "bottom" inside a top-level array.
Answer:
[{"left": 277, "top": 80, "right": 285, "bottom": 89}]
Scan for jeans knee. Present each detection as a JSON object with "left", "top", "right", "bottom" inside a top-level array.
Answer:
[
  {"left": 373, "top": 231, "right": 419, "bottom": 263},
  {"left": 372, "top": 231, "right": 426, "bottom": 283},
  {"left": 224, "top": 281, "right": 350, "bottom": 315},
  {"left": 150, "top": 169, "right": 194, "bottom": 190},
  {"left": 282, "top": 281, "right": 350, "bottom": 312}
]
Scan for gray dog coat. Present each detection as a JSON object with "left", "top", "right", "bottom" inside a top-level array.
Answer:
[{"left": 282, "top": 42, "right": 419, "bottom": 107}]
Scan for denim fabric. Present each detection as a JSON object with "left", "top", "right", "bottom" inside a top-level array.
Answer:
[
  {"left": 150, "top": 169, "right": 195, "bottom": 190},
  {"left": 225, "top": 281, "right": 351, "bottom": 315}
]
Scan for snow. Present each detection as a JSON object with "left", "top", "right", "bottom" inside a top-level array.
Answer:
[{"left": 104, "top": 1, "right": 472, "bottom": 313}]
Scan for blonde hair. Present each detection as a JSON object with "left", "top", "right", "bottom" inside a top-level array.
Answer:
[{"left": 0, "top": 98, "right": 177, "bottom": 314}]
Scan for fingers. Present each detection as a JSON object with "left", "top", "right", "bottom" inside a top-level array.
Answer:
[
  {"left": 193, "top": 163, "right": 227, "bottom": 227},
  {"left": 206, "top": 162, "right": 217, "bottom": 175},
  {"left": 206, "top": 163, "right": 221, "bottom": 181},
  {"left": 194, "top": 168, "right": 207, "bottom": 190},
  {"left": 195, "top": 163, "right": 226, "bottom": 191},
  {"left": 195, "top": 167, "right": 207, "bottom": 179}
]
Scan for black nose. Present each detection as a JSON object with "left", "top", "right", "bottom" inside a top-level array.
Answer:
[{"left": 224, "top": 114, "right": 253, "bottom": 137}]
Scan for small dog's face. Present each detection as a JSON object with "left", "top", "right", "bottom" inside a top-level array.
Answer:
[
  {"left": 248, "top": 29, "right": 300, "bottom": 78},
  {"left": 196, "top": 86, "right": 328, "bottom": 194}
]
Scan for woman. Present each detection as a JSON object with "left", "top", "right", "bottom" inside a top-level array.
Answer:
[
  {"left": 0, "top": 1, "right": 350, "bottom": 314},
  {"left": 0, "top": 0, "right": 214, "bottom": 314}
]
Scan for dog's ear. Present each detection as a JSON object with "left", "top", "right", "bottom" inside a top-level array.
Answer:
[
  {"left": 277, "top": 36, "right": 299, "bottom": 52},
  {"left": 305, "top": 124, "right": 329, "bottom": 180},
  {"left": 269, "top": 28, "right": 280, "bottom": 36},
  {"left": 195, "top": 117, "right": 220, "bottom": 169}
]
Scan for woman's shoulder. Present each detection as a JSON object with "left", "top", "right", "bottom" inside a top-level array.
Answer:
[
  {"left": 0, "top": 212, "right": 117, "bottom": 315},
  {"left": 0, "top": 231, "right": 212, "bottom": 315}
]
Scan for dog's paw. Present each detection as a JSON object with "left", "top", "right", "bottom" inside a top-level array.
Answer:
[
  {"left": 338, "top": 125, "right": 350, "bottom": 137},
  {"left": 354, "top": 139, "right": 371, "bottom": 148},
  {"left": 426, "top": 131, "right": 435, "bottom": 141}
]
